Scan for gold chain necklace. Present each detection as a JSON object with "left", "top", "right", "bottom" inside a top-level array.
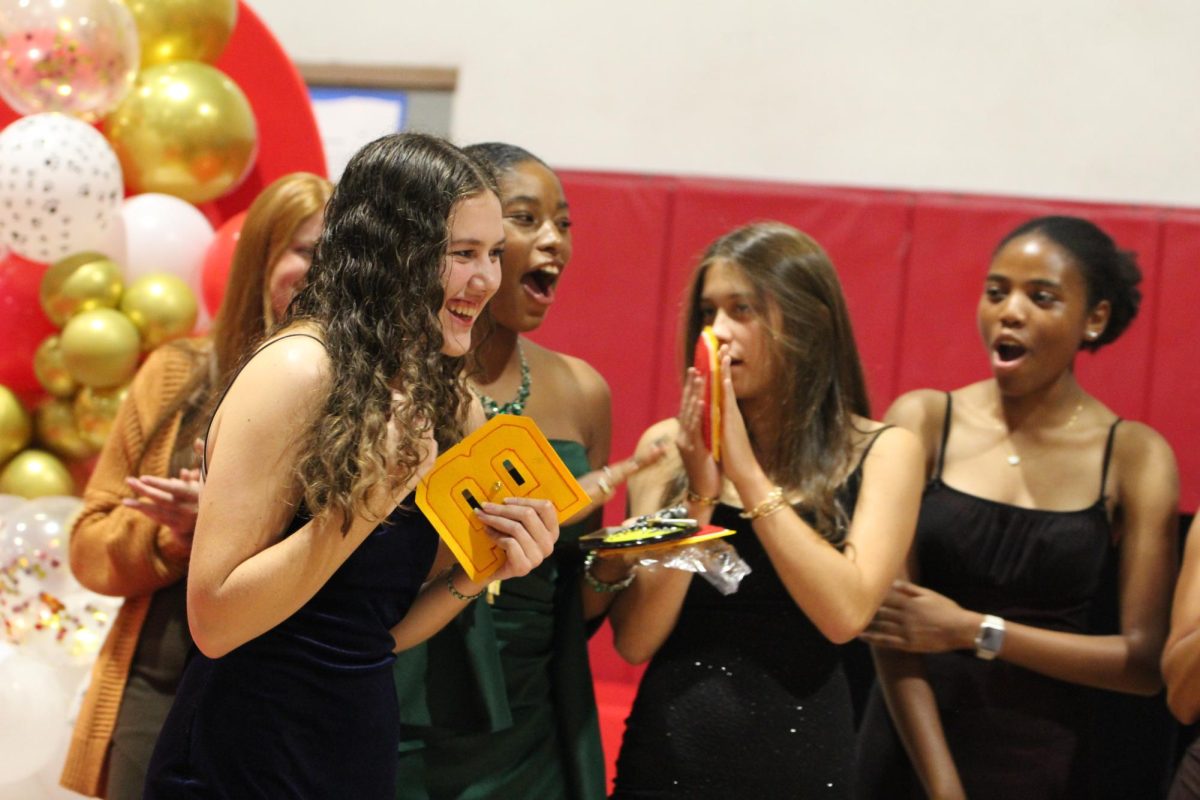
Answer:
[{"left": 1004, "top": 400, "right": 1084, "bottom": 467}]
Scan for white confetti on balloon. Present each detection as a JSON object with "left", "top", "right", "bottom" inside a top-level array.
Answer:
[{"left": 0, "top": 113, "right": 125, "bottom": 264}]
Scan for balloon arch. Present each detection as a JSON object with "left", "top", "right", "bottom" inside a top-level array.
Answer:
[{"left": 0, "top": 3, "right": 325, "bottom": 795}]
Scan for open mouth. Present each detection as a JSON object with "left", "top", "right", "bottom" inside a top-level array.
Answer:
[
  {"left": 446, "top": 300, "right": 479, "bottom": 325},
  {"left": 521, "top": 265, "right": 560, "bottom": 303},
  {"left": 994, "top": 341, "right": 1027, "bottom": 363}
]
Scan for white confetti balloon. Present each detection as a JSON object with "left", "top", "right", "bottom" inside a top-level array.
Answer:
[
  {"left": 0, "top": 496, "right": 83, "bottom": 600},
  {"left": 0, "top": 644, "right": 69, "bottom": 785},
  {"left": 0, "top": 113, "right": 124, "bottom": 263}
]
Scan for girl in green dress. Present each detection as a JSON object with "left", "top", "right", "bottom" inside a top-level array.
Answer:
[{"left": 394, "top": 143, "right": 659, "bottom": 799}]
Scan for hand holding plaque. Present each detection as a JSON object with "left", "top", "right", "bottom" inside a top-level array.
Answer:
[{"left": 416, "top": 415, "right": 590, "bottom": 582}]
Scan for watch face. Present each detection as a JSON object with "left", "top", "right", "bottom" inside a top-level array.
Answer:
[{"left": 975, "top": 617, "right": 1005, "bottom": 659}]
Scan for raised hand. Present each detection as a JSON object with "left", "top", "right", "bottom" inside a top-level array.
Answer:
[
  {"left": 124, "top": 468, "right": 203, "bottom": 552},
  {"left": 712, "top": 346, "right": 761, "bottom": 488},
  {"left": 676, "top": 366, "right": 722, "bottom": 500}
]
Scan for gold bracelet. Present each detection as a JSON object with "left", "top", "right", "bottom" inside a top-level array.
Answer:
[
  {"left": 685, "top": 487, "right": 719, "bottom": 507},
  {"left": 445, "top": 569, "right": 484, "bottom": 601},
  {"left": 739, "top": 486, "right": 787, "bottom": 520}
]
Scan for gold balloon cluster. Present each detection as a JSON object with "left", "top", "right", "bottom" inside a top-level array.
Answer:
[
  {"left": 102, "top": 0, "right": 255, "bottom": 205},
  {"left": 0, "top": 251, "right": 199, "bottom": 497},
  {"left": 124, "top": 0, "right": 238, "bottom": 67},
  {"left": 0, "top": 378, "right": 75, "bottom": 499},
  {"left": 0, "top": 386, "right": 72, "bottom": 501}
]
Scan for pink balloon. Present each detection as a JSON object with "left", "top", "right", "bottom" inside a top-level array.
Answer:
[
  {"left": 121, "top": 193, "right": 215, "bottom": 298},
  {"left": 0, "top": 0, "right": 139, "bottom": 121}
]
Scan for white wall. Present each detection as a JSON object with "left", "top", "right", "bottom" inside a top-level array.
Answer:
[{"left": 250, "top": 0, "right": 1200, "bottom": 207}]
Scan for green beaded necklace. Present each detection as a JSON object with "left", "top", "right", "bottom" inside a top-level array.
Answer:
[{"left": 476, "top": 343, "right": 531, "bottom": 419}]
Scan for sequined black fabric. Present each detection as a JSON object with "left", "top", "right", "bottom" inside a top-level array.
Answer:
[{"left": 613, "top": 464, "right": 873, "bottom": 799}]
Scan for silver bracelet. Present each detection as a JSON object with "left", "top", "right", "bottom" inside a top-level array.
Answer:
[
  {"left": 583, "top": 551, "right": 635, "bottom": 593},
  {"left": 445, "top": 569, "right": 484, "bottom": 601}
]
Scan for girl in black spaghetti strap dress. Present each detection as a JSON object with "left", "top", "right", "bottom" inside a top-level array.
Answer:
[
  {"left": 606, "top": 222, "right": 925, "bottom": 799},
  {"left": 857, "top": 216, "right": 1179, "bottom": 800}
]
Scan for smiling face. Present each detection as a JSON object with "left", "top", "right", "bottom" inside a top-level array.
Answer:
[
  {"left": 698, "top": 259, "right": 778, "bottom": 402},
  {"left": 978, "top": 233, "right": 1109, "bottom": 395},
  {"left": 266, "top": 210, "right": 323, "bottom": 321},
  {"left": 486, "top": 160, "right": 573, "bottom": 332},
  {"left": 440, "top": 192, "right": 505, "bottom": 356}
]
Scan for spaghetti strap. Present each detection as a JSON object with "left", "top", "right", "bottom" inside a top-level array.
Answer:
[
  {"left": 200, "top": 332, "right": 326, "bottom": 477},
  {"left": 933, "top": 392, "right": 953, "bottom": 481},
  {"left": 854, "top": 424, "right": 895, "bottom": 471},
  {"left": 1098, "top": 418, "right": 1122, "bottom": 503}
]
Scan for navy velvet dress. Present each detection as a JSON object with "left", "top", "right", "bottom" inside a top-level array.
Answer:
[{"left": 144, "top": 499, "right": 439, "bottom": 799}]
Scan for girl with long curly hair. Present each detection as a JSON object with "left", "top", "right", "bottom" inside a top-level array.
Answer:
[
  {"left": 61, "top": 170, "right": 331, "bottom": 800},
  {"left": 142, "top": 133, "right": 559, "bottom": 799}
]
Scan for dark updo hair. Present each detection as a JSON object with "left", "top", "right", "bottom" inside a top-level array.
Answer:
[
  {"left": 995, "top": 215, "right": 1142, "bottom": 352},
  {"left": 462, "top": 142, "right": 547, "bottom": 174}
]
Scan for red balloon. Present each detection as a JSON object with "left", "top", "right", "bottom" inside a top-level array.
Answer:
[
  {"left": 0, "top": 252, "right": 56, "bottom": 397},
  {"left": 201, "top": 211, "right": 247, "bottom": 317},
  {"left": 212, "top": 2, "right": 327, "bottom": 222}
]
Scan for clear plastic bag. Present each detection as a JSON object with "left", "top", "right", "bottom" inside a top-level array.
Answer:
[{"left": 635, "top": 537, "right": 751, "bottom": 596}]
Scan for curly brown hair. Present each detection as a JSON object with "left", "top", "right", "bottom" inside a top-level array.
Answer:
[
  {"left": 287, "top": 133, "right": 498, "bottom": 529},
  {"left": 679, "top": 222, "right": 871, "bottom": 544}
]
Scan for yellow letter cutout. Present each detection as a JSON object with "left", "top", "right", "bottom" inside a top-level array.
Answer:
[{"left": 416, "top": 415, "right": 591, "bottom": 582}]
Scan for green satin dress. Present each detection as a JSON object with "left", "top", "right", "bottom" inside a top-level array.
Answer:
[{"left": 394, "top": 440, "right": 606, "bottom": 800}]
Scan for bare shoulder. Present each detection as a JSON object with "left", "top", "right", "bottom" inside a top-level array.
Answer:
[
  {"left": 860, "top": 420, "right": 924, "bottom": 471},
  {"left": 528, "top": 339, "right": 610, "bottom": 406},
  {"left": 638, "top": 417, "right": 679, "bottom": 454},
  {"left": 1113, "top": 420, "right": 1179, "bottom": 477},
  {"left": 884, "top": 388, "right": 947, "bottom": 432},
  {"left": 220, "top": 331, "right": 332, "bottom": 421}
]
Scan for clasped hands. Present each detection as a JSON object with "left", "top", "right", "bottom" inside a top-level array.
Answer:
[
  {"left": 124, "top": 437, "right": 205, "bottom": 553},
  {"left": 677, "top": 345, "right": 760, "bottom": 500}
]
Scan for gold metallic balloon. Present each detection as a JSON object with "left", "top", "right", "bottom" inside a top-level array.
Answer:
[
  {"left": 59, "top": 308, "right": 141, "bottom": 389},
  {"left": 0, "top": 449, "right": 76, "bottom": 498},
  {"left": 74, "top": 383, "right": 130, "bottom": 451},
  {"left": 33, "top": 335, "right": 80, "bottom": 399},
  {"left": 103, "top": 61, "right": 259, "bottom": 204},
  {"left": 120, "top": 274, "right": 198, "bottom": 350},
  {"left": 0, "top": 386, "right": 34, "bottom": 466},
  {"left": 124, "top": 0, "right": 238, "bottom": 67},
  {"left": 39, "top": 251, "right": 125, "bottom": 327},
  {"left": 35, "top": 398, "right": 97, "bottom": 461}
]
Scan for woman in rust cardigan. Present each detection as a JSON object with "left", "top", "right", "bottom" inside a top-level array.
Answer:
[{"left": 59, "top": 172, "right": 332, "bottom": 800}]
